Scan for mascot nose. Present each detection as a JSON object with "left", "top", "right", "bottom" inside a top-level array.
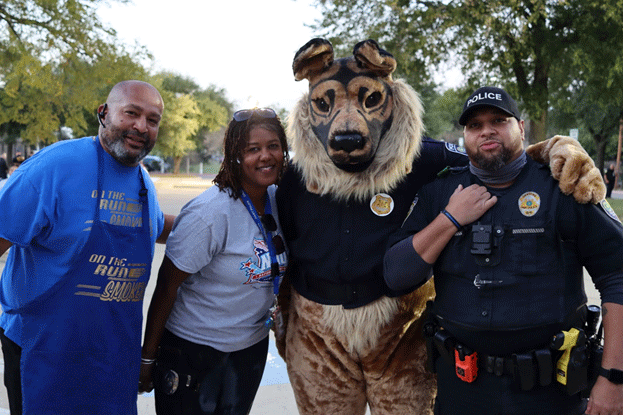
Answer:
[{"left": 331, "top": 134, "right": 365, "bottom": 153}]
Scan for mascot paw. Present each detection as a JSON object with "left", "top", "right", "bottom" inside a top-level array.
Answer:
[{"left": 526, "top": 135, "right": 606, "bottom": 204}]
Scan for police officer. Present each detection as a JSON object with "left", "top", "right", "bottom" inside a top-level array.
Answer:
[{"left": 384, "top": 86, "right": 623, "bottom": 415}]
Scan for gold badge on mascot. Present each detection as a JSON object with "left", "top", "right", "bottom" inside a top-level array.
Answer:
[{"left": 370, "top": 193, "right": 394, "bottom": 216}]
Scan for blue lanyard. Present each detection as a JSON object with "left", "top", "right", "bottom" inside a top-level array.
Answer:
[{"left": 240, "top": 190, "right": 280, "bottom": 295}]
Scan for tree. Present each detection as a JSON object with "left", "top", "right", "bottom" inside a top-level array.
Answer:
[
  {"left": 550, "top": 84, "right": 622, "bottom": 173},
  {"left": 193, "top": 87, "right": 231, "bottom": 156},
  {"left": 424, "top": 87, "right": 466, "bottom": 142},
  {"left": 547, "top": 1, "right": 623, "bottom": 172},
  {"left": 314, "top": 0, "right": 441, "bottom": 89},
  {"left": 0, "top": 0, "right": 148, "bottom": 151},
  {"left": 154, "top": 90, "right": 202, "bottom": 174},
  {"left": 153, "top": 73, "right": 231, "bottom": 173},
  {"left": 314, "top": 0, "right": 623, "bottom": 143},
  {"left": 0, "top": 0, "right": 126, "bottom": 59},
  {"left": 0, "top": 50, "right": 149, "bottom": 146}
]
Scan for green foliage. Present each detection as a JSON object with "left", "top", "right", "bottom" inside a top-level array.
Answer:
[
  {"left": 314, "top": 0, "right": 623, "bottom": 143},
  {"left": 155, "top": 89, "right": 202, "bottom": 158},
  {"left": 550, "top": 84, "right": 621, "bottom": 170},
  {"left": 0, "top": 48, "right": 150, "bottom": 144},
  {"left": 547, "top": 1, "right": 623, "bottom": 170},
  {"left": 0, "top": 54, "right": 61, "bottom": 144},
  {"left": 193, "top": 89, "right": 230, "bottom": 135},
  {"left": 152, "top": 73, "right": 231, "bottom": 172},
  {"left": 422, "top": 87, "right": 466, "bottom": 141},
  {"left": 160, "top": 73, "right": 200, "bottom": 94},
  {"left": 0, "top": 0, "right": 124, "bottom": 61},
  {"left": 314, "top": 0, "right": 444, "bottom": 88},
  {"left": 0, "top": 0, "right": 150, "bottom": 145}
]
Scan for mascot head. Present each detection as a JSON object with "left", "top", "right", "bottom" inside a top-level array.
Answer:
[{"left": 289, "top": 38, "right": 424, "bottom": 202}]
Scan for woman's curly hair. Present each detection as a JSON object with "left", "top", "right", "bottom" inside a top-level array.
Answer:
[{"left": 213, "top": 111, "right": 289, "bottom": 199}]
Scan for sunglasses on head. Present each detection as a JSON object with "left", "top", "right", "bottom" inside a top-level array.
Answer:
[
  {"left": 261, "top": 214, "right": 285, "bottom": 255},
  {"left": 233, "top": 108, "right": 277, "bottom": 122}
]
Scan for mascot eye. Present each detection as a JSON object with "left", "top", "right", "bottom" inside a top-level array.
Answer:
[
  {"left": 365, "top": 91, "right": 383, "bottom": 108},
  {"left": 313, "top": 98, "right": 330, "bottom": 113}
]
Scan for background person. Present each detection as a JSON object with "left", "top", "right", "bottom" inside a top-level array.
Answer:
[
  {"left": 11, "top": 152, "right": 23, "bottom": 166},
  {"left": 0, "top": 80, "right": 174, "bottom": 415},
  {"left": 139, "top": 108, "right": 289, "bottom": 415},
  {"left": 605, "top": 162, "right": 616, "bottom": 199},
  {"left": 0, "top": 153, "right": 7, "bottom": 179},
  {"left": 384, "top": 86, "right": 623, "bottom": 415},
  {"left": 0, "top": 165, "right": 17, "bottom": 191}
]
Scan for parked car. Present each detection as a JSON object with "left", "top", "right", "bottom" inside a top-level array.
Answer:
[{"left": 142, "top": 155, "right": 170, "bottom": 173}]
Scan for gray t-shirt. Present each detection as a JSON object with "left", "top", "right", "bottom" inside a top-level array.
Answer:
[{"left": 164, "top": 185, "right": 287, "bottom": 352}]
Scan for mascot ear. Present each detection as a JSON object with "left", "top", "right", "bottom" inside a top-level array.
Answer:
[
  {"left": 353, "top": 39, "right": 397, "bottom": 78},
  {"left": 293, "top": 38, "right": 334, "bottom": 82}
]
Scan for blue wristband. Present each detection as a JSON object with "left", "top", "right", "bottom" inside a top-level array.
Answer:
[{"left": 441, "top": 209, "right": 462, "bottom": 229}]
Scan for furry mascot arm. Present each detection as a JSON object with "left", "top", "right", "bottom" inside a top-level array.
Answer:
[{"left": 526, "top": 135, "right": 606, "bottom": 204}]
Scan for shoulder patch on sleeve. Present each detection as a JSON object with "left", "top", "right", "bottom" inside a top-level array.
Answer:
[
  {"left": 445, "top": 142, "right": 466, "bottom": 155},
  {"left": 600, "top": 199, "right": 622, "bottom": 223}
]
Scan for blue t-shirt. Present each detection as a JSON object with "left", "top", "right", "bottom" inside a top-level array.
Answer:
[{"left": 0, "top": 137, "right": 165, "bottom": 345}]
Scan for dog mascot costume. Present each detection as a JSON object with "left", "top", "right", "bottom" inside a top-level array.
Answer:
[{"left": 275, "top": 38, "right": 605, "bottom": 415}]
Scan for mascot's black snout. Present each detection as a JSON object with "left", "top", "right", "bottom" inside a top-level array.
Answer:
[{"left": 331, "top": 134, "right": 365, "bottom": 153}]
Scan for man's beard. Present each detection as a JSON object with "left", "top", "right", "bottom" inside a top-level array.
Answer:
[
  {"left": 101, "top": 125, "right": 153, "bottom": 166},
  {"left": 468, "top": 145, "right": 514, "bottom": 172}
]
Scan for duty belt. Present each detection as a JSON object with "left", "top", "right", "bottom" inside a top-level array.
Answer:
[
  {"left": 425, "top": 325, "right": 556, "bottom": 391},
  {"left": 423, "top": 302, "right": 596, "bottom": 396},
  {"left": 480, "top": 349, "right": 554, "bottom": 391}
]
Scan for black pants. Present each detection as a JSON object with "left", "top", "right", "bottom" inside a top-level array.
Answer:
[
  {"left": 0, "top": 328, "right": 23, "bottom": 415},
  {"left": 154, "top": 329, "right": 269, "bottom": 415}
]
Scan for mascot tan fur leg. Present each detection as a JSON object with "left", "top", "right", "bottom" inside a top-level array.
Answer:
[{"left": 284, "top": 282, "right": 436, "bottom": 415}]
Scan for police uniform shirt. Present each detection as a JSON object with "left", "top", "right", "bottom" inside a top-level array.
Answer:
[
  {"left": 388, "top": 157, "right": 623, "bottom": 354},
  {"left": 277, "top": 138, "right": 467, "bottom": 309}
]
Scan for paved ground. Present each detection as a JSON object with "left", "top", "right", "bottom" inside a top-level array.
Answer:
[{"left": 0, "top": 175, "right": 618, "bottom": 414}]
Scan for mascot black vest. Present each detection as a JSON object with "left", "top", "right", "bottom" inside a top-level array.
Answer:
[{"left": 433, "top": 158, "right": 585, "bottom": 333}]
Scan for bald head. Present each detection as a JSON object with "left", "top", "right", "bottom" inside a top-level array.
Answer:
[
  {"left": 106, "top": 80, "right": 164, "bottom": 111},
  {"left": 98, "top": 80, "right": 164, "bottom": 166}
]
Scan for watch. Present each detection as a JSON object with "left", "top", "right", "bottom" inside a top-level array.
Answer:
[{"left": 599, "top": 367, "right": 623, "bottom": 384}]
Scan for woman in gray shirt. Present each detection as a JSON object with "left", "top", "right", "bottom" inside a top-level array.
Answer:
[{"left": 139, "top": 108, "right": 289, "bottom": 415}]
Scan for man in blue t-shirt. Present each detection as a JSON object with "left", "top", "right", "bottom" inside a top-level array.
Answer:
[{"left": 0, "top": 80, "right": 174, "bottom": 415}]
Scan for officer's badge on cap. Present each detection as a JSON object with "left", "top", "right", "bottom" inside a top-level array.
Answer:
[{"left": 459, "top": 86, "right": 521, "bottom": 125}]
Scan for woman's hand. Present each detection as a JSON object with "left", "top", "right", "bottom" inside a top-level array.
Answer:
[{"left": 138, "top": 361, "right": 155, "bottom": 393}]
